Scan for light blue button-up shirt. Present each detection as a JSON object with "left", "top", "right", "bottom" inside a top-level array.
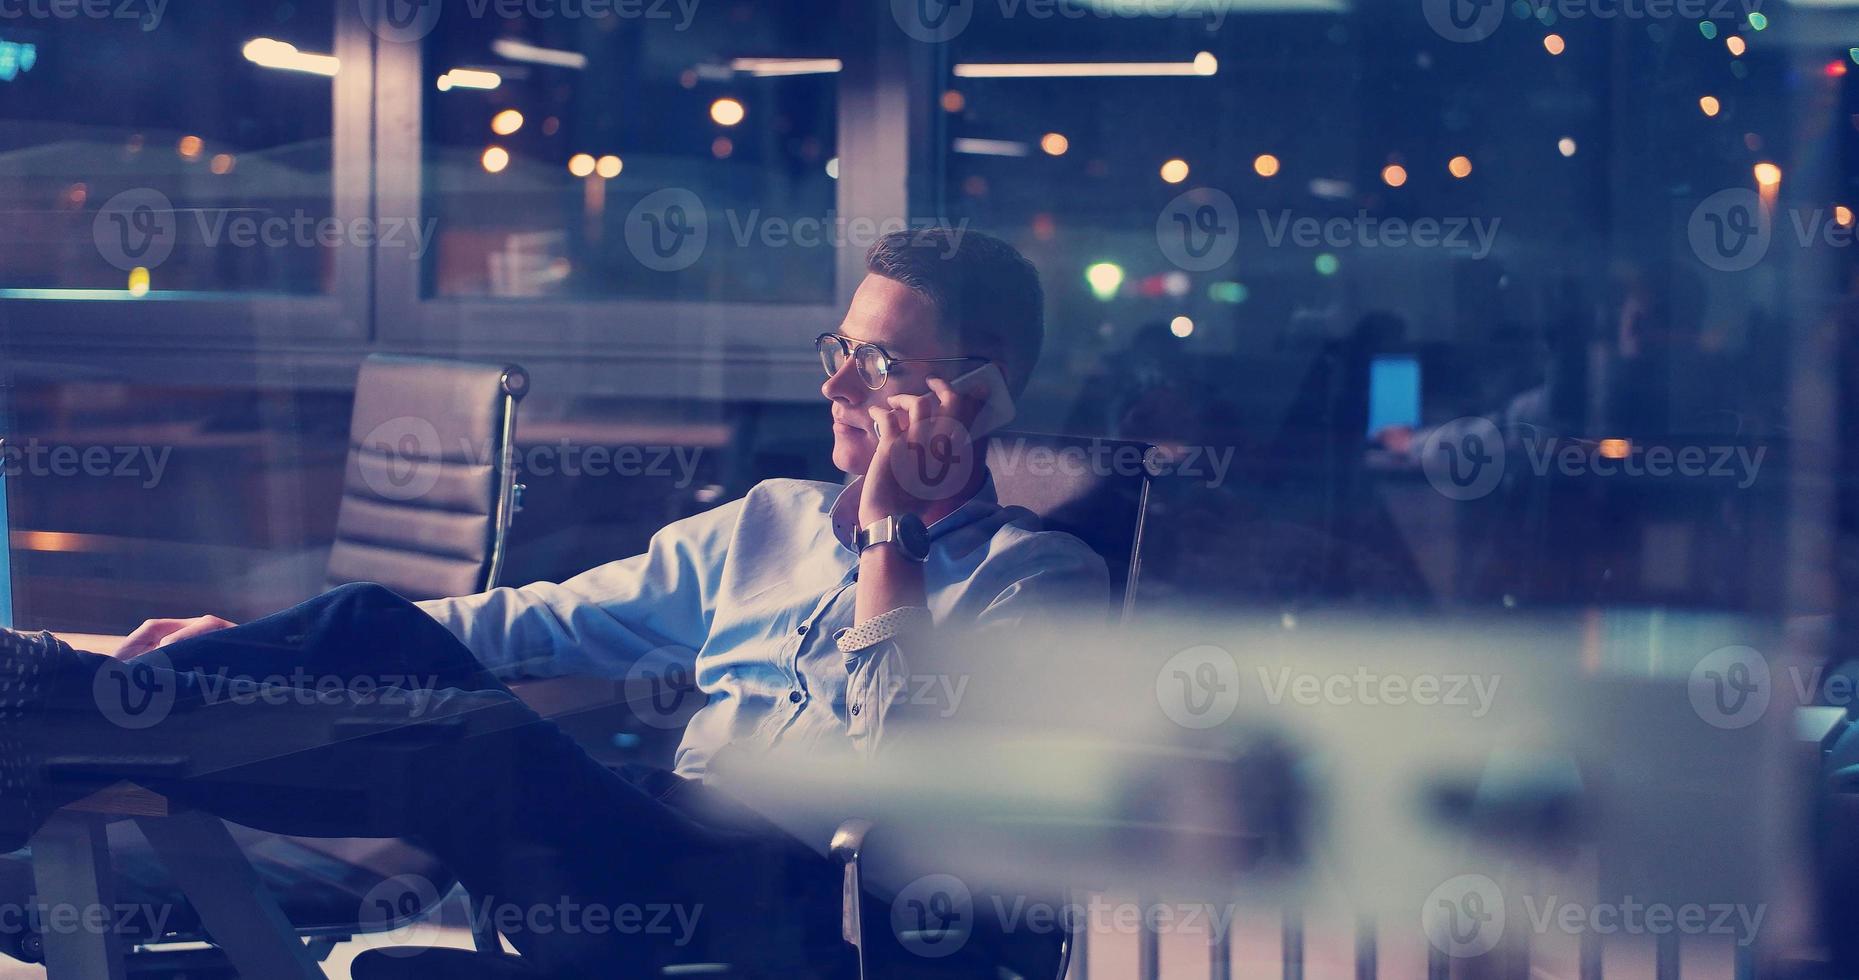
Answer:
[{"left": 417, "top": 475, "right": 1107, "bottom": 779}]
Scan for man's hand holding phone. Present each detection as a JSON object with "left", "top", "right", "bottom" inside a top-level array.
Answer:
[{"left": 859, "top": 364, "right": 1012, "bottom": 526}]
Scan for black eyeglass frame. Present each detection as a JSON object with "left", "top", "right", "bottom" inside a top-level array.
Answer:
[{"left": 814, "top": 332, "right": 988, "bottom": 391}]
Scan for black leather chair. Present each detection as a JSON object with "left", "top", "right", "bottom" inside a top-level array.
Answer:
[
  {"left": 349, "top": 432, "right": 1159, "bottom": 980},
  {"left": 0, "top": 355, "right": 530, "bottom": 979},
  {"left": 326, "top": 354, "right": 531, "bottom": 599}
]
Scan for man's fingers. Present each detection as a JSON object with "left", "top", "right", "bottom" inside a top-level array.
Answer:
[
  {"left": 114, "top": 619, "right": 189, "bottom": 658},
  {"left": 114, "top": 615, "right": 235, "bottom": 659},
  {"left": 886, "top": 392, "right": 935, "bottom": 428},
  {"left": 923, "top": 377, "right": 970, "bottom": 422},
  {"left": 155, "top": 616, "right": 236, "bottom": 649},
  {"left": 868, "top": 405, "right": 903, "bottom": 441}
]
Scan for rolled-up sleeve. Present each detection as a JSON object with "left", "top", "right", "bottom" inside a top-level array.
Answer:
[{"left": 416, "top": 498, "right": 743, "bottom": 679}]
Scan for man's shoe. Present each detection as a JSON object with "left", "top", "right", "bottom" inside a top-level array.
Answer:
[{"left": 0, "top": 629, "right": 85, "bottom": 852}]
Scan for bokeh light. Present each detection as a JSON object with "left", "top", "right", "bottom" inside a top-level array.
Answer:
[
  {"left": 491, "top": 109, "right": 524, "bottom": 135},
  {"left": 596, "top": 154, "right": 623, "bottom": 178},
  {"left": 1381, "top": 164, "right": 1407, "bottom": 187},
  {"left": 568, "top": 153, "right": 595, "bottom": 177},
  {"left": 1254, "top": 154, "right": 1281, "bottom": 177},
  {"left": 1448, "top": 155, "right": 1472, "bottom": 178},
  {"left": 709, "top": 98, "right": 745, "bottom": 126},
  {"left": 1160, "top": 158, "right": 1190, "bottom": 183},
  {"left": 1170, "top": 315, "right": 1195, "bottom": 338},
  {"left": 481, "top": 146, "right": 509, "bottom": 173},
  {"left": 1085, "top": 262, "right": 1125, "bottom": 301},
  {"left": 1040, "top": 133, "right": 1069, "bottom": 156},
  {"left": 1699, "top": 95, "right": 1720, "bottom": 117}
]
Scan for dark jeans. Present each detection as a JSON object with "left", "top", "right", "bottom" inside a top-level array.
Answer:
[{"left": 45, "top": 583, "right": 851, "bottom": 979}]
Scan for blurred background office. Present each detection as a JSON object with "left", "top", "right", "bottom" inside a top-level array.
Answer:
[
  {"left": 4, "top": 0, "right": 1837, "bottom": 635},
  {"left": 6, "top": 0, "right": 1859, "bottom": 976}
]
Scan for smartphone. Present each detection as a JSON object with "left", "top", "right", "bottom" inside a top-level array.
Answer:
[{"left": 950, "top": 362, "right": 1016, "bottom": 439}]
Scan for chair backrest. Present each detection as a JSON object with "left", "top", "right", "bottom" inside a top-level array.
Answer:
[
  {"left": 985, "top": 432, "right": 1155, "bottom": 622},
  {"left": 325, "top": 355, "right": 528, "bottom": 601}
]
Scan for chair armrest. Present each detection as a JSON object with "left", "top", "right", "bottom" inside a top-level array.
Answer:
[{"left": 830, "top": 818, "right": 875, "bottom": 980}]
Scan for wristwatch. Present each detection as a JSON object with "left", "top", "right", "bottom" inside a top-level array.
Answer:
[{"left": 854, "top": 513, "right": 930, "bottom": 562}]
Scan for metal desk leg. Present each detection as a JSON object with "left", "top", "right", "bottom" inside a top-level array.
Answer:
[
  {"left": 137, "top": 812, "right": 323, "bottom": 980},
  {"left": 29, "top": 814, "right": 128, "bottom": 980}
]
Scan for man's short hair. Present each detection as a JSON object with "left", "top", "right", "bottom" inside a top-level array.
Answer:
[{"left": 864, "top": 228, "right": 1045, "bottom": 397}]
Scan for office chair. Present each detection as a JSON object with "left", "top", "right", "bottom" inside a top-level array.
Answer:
[
  {"left": 0, "top": 355, "right": 529, "bottom": 979},
  {"left": 347, "top": 432, "right": 1159, "bottom": 980}
]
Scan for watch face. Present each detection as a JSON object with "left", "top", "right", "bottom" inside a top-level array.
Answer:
[{"left": 897, "top": 513, "right": 931, "bottom": 561}]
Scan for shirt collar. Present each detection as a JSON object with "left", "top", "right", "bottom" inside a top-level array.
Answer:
[{"left": 830, "top": 472, "right": 999, "bottom": 554}]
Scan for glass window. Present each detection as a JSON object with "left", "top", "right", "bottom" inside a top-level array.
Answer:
[
  {"left": 933, "top": 1, "right": 1808, "bottom": 613},
  {"left": 0, "top": 0, "right": 337, "bottom": 296},
  {"left": 419, "top": 1, "right": 839, "bottom": 302}
]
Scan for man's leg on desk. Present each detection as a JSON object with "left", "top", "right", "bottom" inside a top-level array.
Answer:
[{"left": 5, "top": 594, "right": 843, "bottom": 978}]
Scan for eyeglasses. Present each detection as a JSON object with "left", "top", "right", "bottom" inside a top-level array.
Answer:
[{"left": 815, "top": 332, "right": 986, "bottom": 391}]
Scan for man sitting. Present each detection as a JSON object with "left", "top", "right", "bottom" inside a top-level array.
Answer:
[{"left": 0, "top": 228, "right": 1105, "bottom": 977}]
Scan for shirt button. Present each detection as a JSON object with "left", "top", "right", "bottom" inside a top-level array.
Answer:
[
  {"left": 851, "top": 703, "right": 862, "bottom": 716},
  {"left": 789, "top": 690, "right": 804, "bottom": 703},
  {"left": 796, "top": 624, "right": 809, "bottom": 636}
]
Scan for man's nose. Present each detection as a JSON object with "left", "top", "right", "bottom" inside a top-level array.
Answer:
[{"left": 821, "top": 360, "right": 865, "bottom": 403}]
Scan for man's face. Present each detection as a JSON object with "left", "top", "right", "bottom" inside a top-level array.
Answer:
[{"left": 821, "top": 274, "right": 962, "bottom": 476}]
